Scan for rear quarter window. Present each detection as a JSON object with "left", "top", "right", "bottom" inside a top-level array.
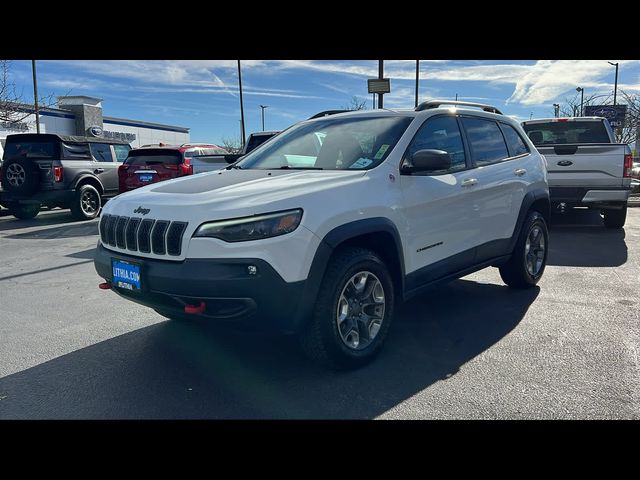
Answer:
[
  {"left": 522, "top": 121, "right": 611, "bottom": 145},
  {"left": 62, "top": 142, "right": 91, "bottom": 159},
  {"left": 500, "top": 123, "right": 530, "bottom": 156}
]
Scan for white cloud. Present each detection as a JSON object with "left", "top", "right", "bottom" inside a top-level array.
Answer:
[{"left": 44, "top": 59, "right": 640, "bottom": 109}]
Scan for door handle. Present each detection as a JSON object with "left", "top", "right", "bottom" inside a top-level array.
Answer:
[
  {"left": 461, "top": 178, "right": 478, "bottom": 187},
  {"left": 94, "top": 168, "right": 104, "bottom": 174},
  {"left": 514, "top": 168, "right": 527, "bottom": 176}
]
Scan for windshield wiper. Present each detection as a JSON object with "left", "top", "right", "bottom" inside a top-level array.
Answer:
[
  {"left": 276, "top": 166, "right": 323, "bottom": 170},
  {"left": 226, "top": 164, "right": 243, "bottom": 170}
]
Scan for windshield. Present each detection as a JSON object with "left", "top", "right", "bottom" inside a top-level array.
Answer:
[
  {"left": 236, "top": 116, "right": 413, "bottom": 170},
  {"left": 522, "top": 121, "right": 611, "bottom": 145}
]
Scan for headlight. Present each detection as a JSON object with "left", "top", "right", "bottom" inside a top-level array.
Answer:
[{"left": 193, "top": 209, "right": 303, "bottom": 242}]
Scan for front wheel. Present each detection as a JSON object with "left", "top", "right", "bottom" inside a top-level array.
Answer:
[
  {"left": 9, "top": 203, "right": 40, "bottom": 220},
  {"left": 299, "top": 247, "right": 395, "bottom": 370},
  {"left": 499, "top": 211, "right": 548, "bottom": 288},
  {"left": 71, "top": 184, "right": 101, "bottom": 220},
  {"left": 602, "top": 205, "right": 627, "bottom": 229}
]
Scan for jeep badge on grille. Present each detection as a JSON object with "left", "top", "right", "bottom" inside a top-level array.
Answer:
[{"left": 134, "top": 206, "right": 150, "bottom": 215}]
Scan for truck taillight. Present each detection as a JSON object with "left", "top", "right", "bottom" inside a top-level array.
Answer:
[
  {"left": 54, "top": 166, "right": 63, "bottom": 182},
  {"left": 179, "top": 158, "right": 193, "bottom": 176},
  {"left": 623, "top": 153, "right": 633, "bottom": 177}
]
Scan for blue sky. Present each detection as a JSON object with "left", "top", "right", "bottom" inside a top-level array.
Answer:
[{"left": 7, "top": 60, "right": 640, "bottom": 144}]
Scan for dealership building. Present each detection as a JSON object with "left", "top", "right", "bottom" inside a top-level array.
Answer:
[{"left": 0, "top": 96, "right": 189, "bottom": 148}]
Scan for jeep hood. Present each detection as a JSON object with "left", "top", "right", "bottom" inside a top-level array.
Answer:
[{"left": 104, "top": 169, "right": 367, "bottom": 219}]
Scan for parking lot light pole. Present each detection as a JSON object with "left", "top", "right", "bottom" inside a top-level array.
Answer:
[
  {"left": 259, "top": 105, "right": 268, "bottom": 131},
  {"left": 608, "top": 61, "right": 619, "bottom": 105},
  {"left": 553, "top": 103, "right": 560, "bottom": 117},
  {"left": 378, "top": 60, "right": 384, "bottom": 109},
  {"left": 414, "top": 60, "right": 419, "bottom": 108},
  {"left": 237, "top": 60, "right": 246, "bottom": 148},
  {"left": 576, "top": 87, "right": 584, "bottom": 116},
  {"left": 31, "top": 60, "right": 40, "bottom": 134}
]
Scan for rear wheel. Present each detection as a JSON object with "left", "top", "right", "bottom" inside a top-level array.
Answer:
[
  {"left": 299, "top": 247, "right": 395, "bottom": 370},
  {"left": 499, "top": 210, "right": 548, "bottom": 288},
  {"left": 602, "top": 205, "right": 627, "bottom": 229},
  {"left": 71, "top": 184, "right": 101, "bottom": 220},
  {"left": 9, "top": 203, "right": 40, "bottom": 220}
]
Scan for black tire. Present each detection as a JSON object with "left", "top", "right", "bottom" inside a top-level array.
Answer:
[
  {"left": 602, "top": 205, "right": 627, "bottom": 229},
  {"left": 70, "top": 184, "right": 101, "bottom": 220},
  {"left": 8, "top": 203, "right": 40, "bottom": 220},
  {"left": 499, "top": 211, "right": 548, "bottom": 289},
  {"left": 1, "top": 158, "right": 40, "bottom": 195},
  {"left": 299, "top": 247, "right": 395, "bottom": 370}
]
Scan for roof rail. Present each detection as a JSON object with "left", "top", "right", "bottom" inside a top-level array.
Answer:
[
  {"left": 415, "top": 100, "right": 503, "bottom": 115},
  {"left": 308, "top": 109, "right": 351, "bottom": 119}
]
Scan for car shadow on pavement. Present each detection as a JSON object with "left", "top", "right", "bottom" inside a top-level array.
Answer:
[
  {"left": 0, "top": 210, "right": 89, "bottom": 231},
  {"left": 3, "top": 221, "right": 98, "bottom": 239},
  {"left": 0, "top": 279, "right": 538, "bottom": 419},
  {"left": 547, "top": 210, "right": 627, "bottom": 267}
]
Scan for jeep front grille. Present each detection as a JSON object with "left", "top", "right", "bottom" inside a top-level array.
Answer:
[{"left": 100, "top": 214, "right": 187, "bottom": 256}]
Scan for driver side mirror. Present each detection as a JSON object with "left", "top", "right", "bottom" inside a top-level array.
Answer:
[{"left": 401, "top": 149, "right": 451, "bottom": 174}]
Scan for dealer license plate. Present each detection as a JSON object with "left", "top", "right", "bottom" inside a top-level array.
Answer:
[{"left": 112, "top": 259, "right": 142, "bottom": 292}]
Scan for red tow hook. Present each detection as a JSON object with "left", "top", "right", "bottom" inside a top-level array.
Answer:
[
  {"left": 184, "top": 302, "right": 206, "bottom": 315},
  {"left": 98, "top": 281, "right": 112, "bottom": 290}
]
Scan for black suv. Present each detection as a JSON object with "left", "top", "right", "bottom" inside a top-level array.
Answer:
[{"left": 0, "top": 133, "right": 131, "bottom": 220}]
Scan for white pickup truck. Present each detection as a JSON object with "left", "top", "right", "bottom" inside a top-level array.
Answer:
[{"left": 521, "top": 117, "right": 633, "bottom": 228}]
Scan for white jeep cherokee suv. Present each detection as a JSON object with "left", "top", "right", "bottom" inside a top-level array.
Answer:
[{"left": 95, "top": 100, "right": 550, "bottom": 369}]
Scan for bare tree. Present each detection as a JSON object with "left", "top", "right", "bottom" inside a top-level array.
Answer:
[
  {"left": 555, "top": 89, "right": 638, "bottom": 144},
  {"left": 0, "top": 60, "right": 56, "bottom": 127},
  {"left": 341, "top": 96, "right": 367, "bottom": 111},
  {"left": 220, "top": 136, "right": 243, "bottom": 154}
]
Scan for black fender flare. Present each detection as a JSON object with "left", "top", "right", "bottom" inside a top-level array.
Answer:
[
  {"left": 293, "top": 217, "right": 405, "bottom": 330},
  {"left": 508, "top": 188, "right": 550, "bottom": 252}
]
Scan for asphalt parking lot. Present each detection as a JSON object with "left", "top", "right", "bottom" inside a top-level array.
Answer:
[{"left": 0, "top": 206, "right": 638, "bottom": 419}]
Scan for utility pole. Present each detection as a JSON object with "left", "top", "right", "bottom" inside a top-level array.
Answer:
[
  {"left": 414, "top": 60, "right": 420, "bottom": 108},
  {"left": 237, "top": 60, "right": 246, "bottom": 148},
  {"left": 31, "top": 60, "right": 40, "bottom": 134},
  {"left": 378, "top": 60, "right": 384, "bottom": 109}
]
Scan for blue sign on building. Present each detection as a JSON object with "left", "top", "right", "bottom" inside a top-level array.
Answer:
[{"left": 584, "top": 104, "right": 627, "bottom": 128}]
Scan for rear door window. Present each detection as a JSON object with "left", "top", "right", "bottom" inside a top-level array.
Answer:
[
  {"left": 90, "top": 143, "right": 114, "bottom": 162},
  {"left": 124, "top": 149, "right": 182, "bottom": 166},
  {"left": 522, "top": 121, "right": 610, "bottom": 145},
  {"left": 4, "top": 141, "right": 57, "bottom": 160},
  {"left": 462, "top": 117, "right": 509, "bottom": 166}
]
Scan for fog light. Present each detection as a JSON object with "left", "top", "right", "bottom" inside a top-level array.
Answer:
[{"left": 247, "top": 265, "right": 257, "bottom": 275}]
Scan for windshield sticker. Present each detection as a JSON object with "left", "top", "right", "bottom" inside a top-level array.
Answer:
[
  {"left": 349, "top": 158, "right": 374, "bottom": 169},
  {"left": 373, "top": 144, "right": 390, "bottom": 160}
]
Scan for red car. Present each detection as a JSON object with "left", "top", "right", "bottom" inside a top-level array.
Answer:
[{"left": 118, "top": 143, "right": 228, "bottom": 193}]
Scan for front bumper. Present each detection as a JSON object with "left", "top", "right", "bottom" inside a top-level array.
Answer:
[{"left": 94, "top": 243, "right": 307, "bottom": 333}]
